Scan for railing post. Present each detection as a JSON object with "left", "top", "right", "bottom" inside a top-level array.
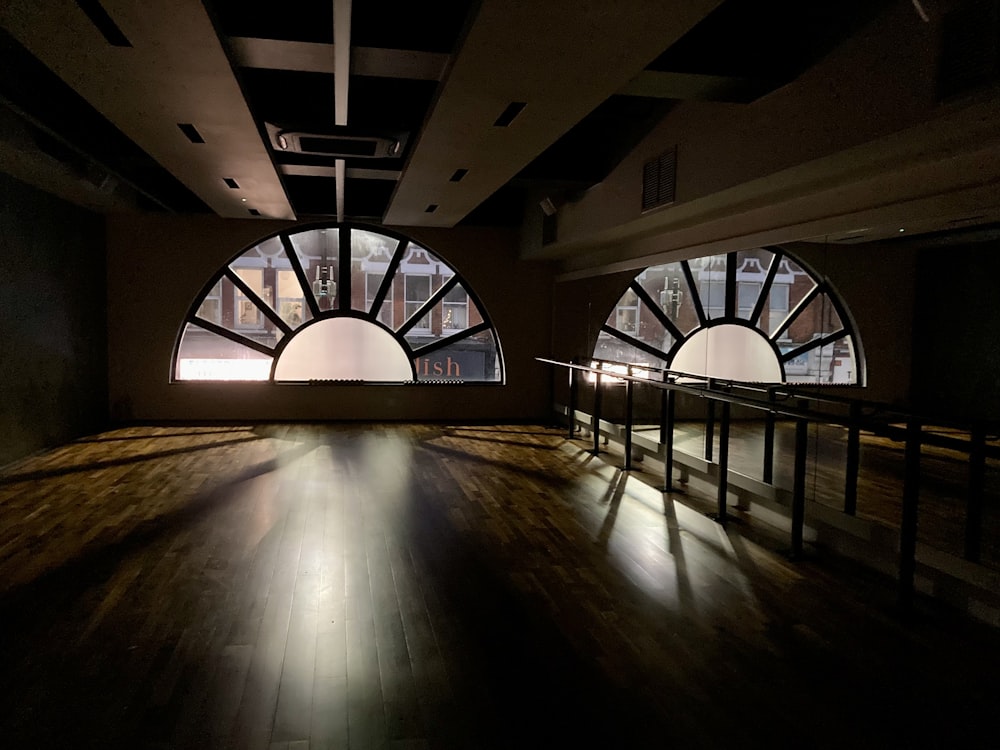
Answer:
[
  {"left": 567, "top": 357, "right": 578, "bottom": 439},
  {"left": 965, "top": 423, "right": 986, "bottom": 563},
  {"left": 716, "top": 399, "right": 731, "bottom": 524},
  {"left": 663, "top": 384, "right": 676, "bottom": 492},
  {"left": 844, "top": 401, "right": 861, "bottom": 515},
  {"left": 592, "top": 368, "right": 603, "bottom": 455},
  {"left": 763, "top": 391, "right": 775, "bottom": 485},
  {"left": 705, "top": 379, "right": 716, "bottom": 462},
  {"left": 790, "top": 415, "right": 809, "bottom": 560},
  {"left": 624, "top": 366, "right": 634, "bottom": 470},
  {"left": 898, "top": 419, "right": 922, "bottom": 613}
]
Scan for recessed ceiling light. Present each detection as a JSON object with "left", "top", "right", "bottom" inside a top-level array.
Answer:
[
  {"left": 241, "top": 198, "right": 247, "bottom": 202},
  {"left": 899, "top": 228, "right": 905, "bottom": 233}
]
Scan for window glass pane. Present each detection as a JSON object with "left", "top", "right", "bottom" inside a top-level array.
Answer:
[
  {"left": 442, "top": 284, "right": 469, "bottom": 331},
  {"left": 593, "top": 330, "right": 669, "bottom": 371},
  {"left": 635, "top": 262, "right": 698, "bottom": 334},
  {"left": 783, "top": 292, "right": 844, "bottom": 344},
  {"left": 737, "top": 282, "right": 760, "bottom": 318},
  {"left": 412, "top": 329, "right": 501, "bottom": 382},
  {"left": 353, "top": 229, "right": 398, "bottom": 321},
  {"left": 196, "top": 280, "right": 223, "bottom": 324},
  {"left": 734, "top": 248, "right": 773, "bottom": 321},
  {"left": 764, "top": 257, "right": 816, "bottom": 337},
  {"left": 692, "top": 254, "right": 728, "bottom": 319},
  {"left": 404, "top": 274, "right": 432, "bottom": 330},
  {"left": 784, "top": 335, "right": 857, "bottom": 385},
  {"left": 396, "top": 242, "right": 452, "bottom": 331},
  {"left": 203, "top": 276, "right": 284, "bottom": 347},
  {"left": 288, "top": 228, "right": 341, "bottom": 312},
  {"left": 604, "top": 288, "right": 673, "bottom": 357},
  {"left": 606, "top": 288, "right": 639, "bottom": 335},
  {"left": 175, "top": 323, "right": 272, "bottom": 381},
  {"left": 276, "top": 269, "right": 311, "bottom": 327},
  {"left": 366, "top": 272, "right": 393, "bottom": 327},
  {"left": 273, "top": 318, "right": 412, "bottom": 382}
]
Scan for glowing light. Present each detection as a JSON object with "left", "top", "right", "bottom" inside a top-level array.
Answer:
[{"left": 178, "top": 358, "right": 270, "bottom": 380}]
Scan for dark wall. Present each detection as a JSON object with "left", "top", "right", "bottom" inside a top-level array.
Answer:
[
  {"left": 0, "top": 171, "right": 107, "bottom": 466},
  {"left": 911, "top": 240, "right": 1000, "bottom": 421}
]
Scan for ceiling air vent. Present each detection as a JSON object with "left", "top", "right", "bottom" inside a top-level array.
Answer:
[
  {"left": 266, "top": 124, "right": 405, "bottom": 159},
  {"left": 938, "top": 0, "right": 1000, "bottom": 100},
  {"left": 642, "top": 147, "right": 677, "bottom": 212}
]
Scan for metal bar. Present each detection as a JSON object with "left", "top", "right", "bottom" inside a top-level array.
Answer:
[
  {"left": 716, "top": 400, "right": 731, "bottom": 524},
  {"left": 568, "top": 357, "right": 578, "bottom": 439},
  {"left": 844, "top": 402, "right": 861, "bottom": 515},
  {"left": 664, "top": 388, "right": 676, "bottom": 492},
  {"left": 763, "top": 410, "right": 775, "bottom": 484},
  {"left": 624, "top": 366, "right": 634, "bottom": 470},
  {"left": 538, "top": 358, "right": 1000, "bottom": 441},
  {"left": 965, "top": 423, "right": 986, "bottom": 562},
  {"left": 898, "top": 419, "right": 922, "bottom": 612},
  {"left": 705, "top": 387, "right": 716, "bottom": 462},
  {"left": 790, "top": 417, "right": 809, "bottom": 559},
  {"left": 592, "top": 370, "right": 603, "bottom": 455}
]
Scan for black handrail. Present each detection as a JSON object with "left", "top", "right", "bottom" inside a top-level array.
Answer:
[{"left": 540, "top": 355, "right": 998, "bottom": 614}]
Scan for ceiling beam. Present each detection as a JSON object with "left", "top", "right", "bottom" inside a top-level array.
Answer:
[
  {"left": 383, "top": 0, "right": 723, "bottom": 228},
  {"left": 228, "top": 37, "right": 447, "bottom": 80},
  {"left": 334, "top": 0, "right": 351, "bottom": 127},
  {"left": 0, "top": 0, "right": 294, "bottom": 220}
]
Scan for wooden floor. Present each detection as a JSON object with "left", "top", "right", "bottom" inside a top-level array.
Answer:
[{"left": 1, "top": 423, "right": 999, "bottom": 749}]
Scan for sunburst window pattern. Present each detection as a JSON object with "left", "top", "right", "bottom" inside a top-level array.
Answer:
[
  {"left": 593, "top": 248, "right": 863, "bottom": 385},
  {"left": 173, "top": 224, "right": 503, "bottom": 383}
]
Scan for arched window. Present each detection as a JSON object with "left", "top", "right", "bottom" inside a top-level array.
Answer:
[
  {"left": 172, "top": 224, "right": 503, "bottom": 383},
  {"left": 593, "top": 247, "right": 864, "bottom": 385}
]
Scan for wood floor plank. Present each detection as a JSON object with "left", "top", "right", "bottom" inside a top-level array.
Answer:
[{"left": 0, "top": 423, "right": 998, "bottom": 749}]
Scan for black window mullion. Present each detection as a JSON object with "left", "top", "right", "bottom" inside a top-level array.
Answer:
[
  {"left": 338, "top": 225, "right": 351, "bottom": 312},
  {"left": 630, "top": 281, "right": 683, "bottom": 341},
  {"left": 780, "top": 329, "right": 846, "bottom": 363},
  {"left": 771, "top": 285, "right": 821, "bottom": 342},
  {"left": 191, "top": 317, "right": 276, "bottom": 357},
  {"left": 411, "top": 322, "right": 490, "bottom": 359},
  {"left": 369, "top": 239, "right": 405, "bottom": 320},
  {"left": 725, "top": 251, "right": 737, "bottom": 318},
  {"left": 225, "top": 270, "right": 292, "bottom": 336},
  {"left": 749, "top": 249, "right": 782, "bottom": 327},
  {"left": 397, "top": 275, "right": 460, "bottom": 337},
  {"left": 281, "top": 234, "right": 321, "bottom": 319},
  {"left": 681, "top": 260, "right": 706, "bottom": 325},
  {"left": 599, "top": 324, "right": 670, "bottom": 365}
]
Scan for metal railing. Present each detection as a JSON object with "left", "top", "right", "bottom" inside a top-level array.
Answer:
[{"left": 539, "top": 356, "right": 999, "bottom": 613}]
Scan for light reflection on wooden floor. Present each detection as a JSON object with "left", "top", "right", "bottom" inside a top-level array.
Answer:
[{"left": 0, "top": 423, "right": 998, "bottom": 749}]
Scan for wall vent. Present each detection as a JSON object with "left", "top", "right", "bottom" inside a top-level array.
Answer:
[
  {"left": 642, "top": 147, "right": 677, "bottom": 212},
  {"left": 938, "top": 0, "right": 1000, "bottom": 100}
]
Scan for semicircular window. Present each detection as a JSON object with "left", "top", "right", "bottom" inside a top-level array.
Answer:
[
  {"left": 173, "top": 224, "right": 504, "bottom": 383},
  {"left": 593, "top": 248, "right": 864, "bottom": 385}
]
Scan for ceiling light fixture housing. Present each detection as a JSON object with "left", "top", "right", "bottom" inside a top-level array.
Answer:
[{"left": 266, "top": 123, "right": 406, "bottom": 159}]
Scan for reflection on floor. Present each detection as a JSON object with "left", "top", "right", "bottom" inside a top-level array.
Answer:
[{"left": 0, "top": 423, "right": 998, "bottom": 749}]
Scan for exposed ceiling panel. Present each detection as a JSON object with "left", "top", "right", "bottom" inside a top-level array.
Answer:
[
  {"left": 0, "top": 0, "right": 954, "bottom": 245},
  {"left": 383, "top": 0, "right": 723, "bottom": 227},
  {"left": 0, "top": 0, "right": 294, "bottom": 220}
]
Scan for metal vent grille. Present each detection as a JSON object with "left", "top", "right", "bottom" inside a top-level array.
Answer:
[
  {"left": 938, "top": 0, "right": 1000, "bottom": 100},
  {"left": 642, "top": 147, "right": 676, "bottom": 211}
]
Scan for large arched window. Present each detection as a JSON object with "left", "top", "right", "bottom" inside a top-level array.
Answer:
[
  {"left": 593, "top": 247, "right": 864, "bottom": 385},
  {"left": 172, "top": 224, "right": 503, "bottom": 383}
]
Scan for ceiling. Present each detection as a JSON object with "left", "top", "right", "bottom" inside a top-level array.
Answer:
[{"left": 0, "top": 0, "right": 904, "bottom": 232}]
